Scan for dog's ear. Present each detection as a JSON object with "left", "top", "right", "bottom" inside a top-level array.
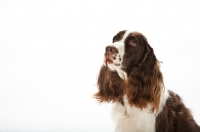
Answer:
[
  {"left": 94, "top": 65, "right": 124, "bottom": 103},
  {"left": 125, "top": 46, "right": 164, "bottom": 112}
]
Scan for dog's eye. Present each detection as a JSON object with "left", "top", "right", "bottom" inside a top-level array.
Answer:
[{"left": 129, "top": 40, "right": 137, "bottom": 47}]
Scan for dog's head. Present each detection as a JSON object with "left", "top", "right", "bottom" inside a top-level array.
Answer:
[
  {"left": 104, "top": 30, "right": 152, "bottom": 78},
  {"left": 97, "top": 30, "right": 163, "bottom": 112}
]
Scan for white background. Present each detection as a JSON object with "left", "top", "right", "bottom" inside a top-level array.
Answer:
[{"left": 1, "top": 0, "right": 200, "bottom": 132}]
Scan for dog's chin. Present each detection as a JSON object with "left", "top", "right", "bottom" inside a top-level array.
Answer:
[
  {"left": 103, "top": 61, "right": 127, "bottom": 80},
  {"left": 103, "top": 61, "right": 116, "bottom": 71}
]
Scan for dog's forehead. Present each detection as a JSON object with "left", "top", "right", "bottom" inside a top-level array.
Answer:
[
  {"left": 112, "top": 31, "right": 132, "bottom": 47},
  {"left": 118, "top": 30, "right": 132, "bottom": 42}
]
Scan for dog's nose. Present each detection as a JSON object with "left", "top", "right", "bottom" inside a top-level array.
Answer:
[{"left": 105, "top": 46, "right": 117, "bottom": 55}]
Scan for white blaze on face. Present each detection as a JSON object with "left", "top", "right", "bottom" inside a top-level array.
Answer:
[{"left": 105, "top": 31, "right": 132, "bottom": 80}]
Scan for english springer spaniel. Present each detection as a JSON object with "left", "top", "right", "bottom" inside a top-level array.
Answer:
[{"left": 94, "top": 30, "right": 200, "bottom": 132}]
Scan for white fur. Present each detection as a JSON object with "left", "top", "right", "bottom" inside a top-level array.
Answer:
[{"left": 111, "top": 86, "right": 169, "bottom": 132}]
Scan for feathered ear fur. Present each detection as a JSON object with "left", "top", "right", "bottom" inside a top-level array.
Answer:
[
  {"left": 94, "top": 65, "right": 124, "bottom": 103},
  {"left": 125, "top": 45, "right": 164, "bottom": 112}
]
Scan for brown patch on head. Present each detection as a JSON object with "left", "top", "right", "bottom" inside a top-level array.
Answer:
[
  {"left": 112, "top": 30, "right": 126, "bottom": 43},
  {"left": 122, "top": 32, "right": 149, "bottom": 73},
  {"left": 94, "top": 65, "right": 124, "bottom": 103},
  {"left": 122, "top": 32, "right": 163, "bottom": 112}
]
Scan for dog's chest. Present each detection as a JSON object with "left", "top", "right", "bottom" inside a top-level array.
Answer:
[{"left": 122, "top": 96, "right": 156, "bottom": 132}]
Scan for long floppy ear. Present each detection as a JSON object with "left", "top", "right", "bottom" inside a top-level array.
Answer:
[
  {"left": 125, "top": 45, "right": 164, "bottom": 112},
  {"left": 94, "top": 65, "right": 124, "bottom": 103}
]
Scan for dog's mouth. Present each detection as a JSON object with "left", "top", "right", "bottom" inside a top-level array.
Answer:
[
  {"left": 120, "top": 65, "right": 127, "bottom": 72},
  {"left": 104, "top": 59, "right": 113, "bottom": 66},
  {"left": 106, "top": 59, "right": 113, "bottom": 64}
]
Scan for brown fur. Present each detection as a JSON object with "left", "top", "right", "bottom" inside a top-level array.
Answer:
[
  {"left": 156, "top": 90, "right": 200, "bottom": 132},
  {"left": 94, "top": 65, "right": 124, "bottom": 103},
  {"left": 112, "top": 30, "right": 126, "bottom": 43},
  {"left": 121, "top": 32, "right": 163, "bottom": 112},
  {"left": 125, "top": 61, "right": 163, "bottom": 112}
]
